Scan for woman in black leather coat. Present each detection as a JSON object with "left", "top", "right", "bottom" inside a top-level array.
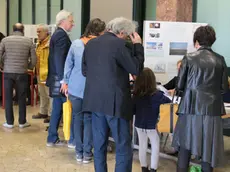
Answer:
[{"left": 172, "top": 26, "right": 229, "bottom": 172}]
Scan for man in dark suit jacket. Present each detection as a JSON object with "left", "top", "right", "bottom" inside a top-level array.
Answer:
[
  {"left": 82, "top": 17, "right": 144, "bottom": 172},
  {"left": 46, "top": 10, "right": 74, "bottom": 146}
]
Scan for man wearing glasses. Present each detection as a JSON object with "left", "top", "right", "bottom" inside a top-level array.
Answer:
[{"left": 46, "top": 10, "right": 74, "bottom": 146}]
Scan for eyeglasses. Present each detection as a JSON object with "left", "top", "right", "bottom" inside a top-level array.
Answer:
[{"left": 68, "top": 20, "right": 74, "bottom": 24}]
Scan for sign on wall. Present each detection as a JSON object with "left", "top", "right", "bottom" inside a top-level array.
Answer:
[{"left": 143, "top": 21, "right": 207, "bottom": 84}]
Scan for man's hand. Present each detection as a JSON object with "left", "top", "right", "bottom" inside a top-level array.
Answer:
[
  {"left": 132, "top": 75, "right": 137, "bottom": 81},
  {"left": 60, "top": 83, "right": 68, "bottom": 95},
  {"left": 129, "top": 32, "right": 142, "bottom": 44},
  {"left": 64, "top": 88, "right": 68, "bottom": 97}
]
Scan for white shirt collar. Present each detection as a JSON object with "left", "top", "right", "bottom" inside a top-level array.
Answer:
[{"left": 59, "top": 26, "right": 70, "bottom": 36}]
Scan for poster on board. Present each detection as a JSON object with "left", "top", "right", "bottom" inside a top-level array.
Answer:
[{"left": 143, "top": 21, "right": 207, "bottom": 84}]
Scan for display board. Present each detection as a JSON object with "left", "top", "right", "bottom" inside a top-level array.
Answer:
[
  {"left": 24, "top": 24, "right": 56, "bottom": 44},
  {"left": 143, "top": 21, "right": 207, "bottom": 84}
]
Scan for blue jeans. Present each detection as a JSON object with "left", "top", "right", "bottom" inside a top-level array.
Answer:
[
  {"left": 47, "top": 97, "right": 66, "bottom": 143},
  {"left": 69, "top": 94, "right": 93, "bottom": 157},
  {"left": 92, "top": 113, "right": 133, "bottom": 172}
]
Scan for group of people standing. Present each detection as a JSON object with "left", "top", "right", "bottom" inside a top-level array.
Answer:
[
  {"left": 0, "top": 8, "right": 228, "bottom": 172},
  {"left": 43, "top": 10, "right": 144, "bottom": 172}
]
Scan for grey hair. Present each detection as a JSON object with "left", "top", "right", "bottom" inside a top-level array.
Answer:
[
  {"left": 37, "top": 24, "right": 49, "bottom": 32},
  {"left": 56, "top": 10, "right": 72, "bottom": 26},
  {"left": 106, "top": 17, "right": 138, "bottom": 35}
]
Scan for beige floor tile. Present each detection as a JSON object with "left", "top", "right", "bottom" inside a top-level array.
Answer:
[{"left": 0, "top": 106, "right": 229, "bottom": 172}]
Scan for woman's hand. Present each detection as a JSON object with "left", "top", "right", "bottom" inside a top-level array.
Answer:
[{"left": 168, "top": 89, "right": 175, "bottom": 96}]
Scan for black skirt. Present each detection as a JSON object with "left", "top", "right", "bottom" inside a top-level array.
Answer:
[{"left": 172, "top": 114, "right": 225, "bottom": 167}]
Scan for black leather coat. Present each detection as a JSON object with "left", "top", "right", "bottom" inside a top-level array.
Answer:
[{"left": 176, "top": 46, "right": 228, "bottom": 116}]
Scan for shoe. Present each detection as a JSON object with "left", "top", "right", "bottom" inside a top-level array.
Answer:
[
  {"left": 83, "top": 156, "right": 93, "bottom": 164},
  {"left": 177, "top": 167, "right": 188, "bottom": 172},
  {"left": 3, "top": 123, "right": 14, "bottom": 129},
  {"left": 44, "top": 116, "right": 50, "bottom": 123},
  {"left": 26, "top": 101, "right": 31, "bottom": 106},
  {"left": 19, "top": 122, "right": 31, "bottom": 128},
  {"left": 76, "top": 154, "right": 83, "bottom": 162},
  {"left": 46, "top": 139, "right": 65, "bottom": 147},
  {"left": 68, "top": 143, "right": 76, "bottom": 149},
  {"left": 107, "top": 144, "right": 113, "bottom": 152},
  {"left": 167, "top": 151, "right": 178, "bottom": 156},
  {"left": 32, "top": 113, "right": 48, "bottom": 119},
  {"left": 150, "top": 169, "right": 157, "bottom": 172},
  {"left": 142, "top": 167, "right": 150, "bottom": 172}
]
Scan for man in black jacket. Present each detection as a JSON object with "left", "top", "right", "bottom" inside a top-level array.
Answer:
[
  {"left": 82, "top": 17, "right": 144, "bottom": 172},
  {"left": 46, "top": 10, "right": 73, "bottom": 146}
]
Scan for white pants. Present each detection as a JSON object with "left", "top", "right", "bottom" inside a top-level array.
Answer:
[{"left": 136, "top": 127, "right": 160, "bottom": 170}]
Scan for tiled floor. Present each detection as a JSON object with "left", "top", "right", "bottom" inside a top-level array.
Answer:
[{"left": 0, "top": 105, "right": 230, "bottom": 172}]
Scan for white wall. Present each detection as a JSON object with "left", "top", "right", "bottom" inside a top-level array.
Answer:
[
  {"left": 90, "top": 0, "right": 133, "bottom": 23},
  {"left": 0, "top": 0, "right": 6, "bottom": 35},
  {"left": 196, "top": 0, "right": 230, "bottom": 65}
]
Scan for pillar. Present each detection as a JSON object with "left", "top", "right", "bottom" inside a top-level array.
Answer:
[{"left": 156, "top": 0, "right": 193, "bottom": 22}]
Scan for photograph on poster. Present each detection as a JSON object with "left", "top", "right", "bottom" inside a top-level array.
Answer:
[
  {"left": 149, "top": 22, "right": 161, "bottom": 29},
  {"left": 149, "top": 33, "right": 160, "bottom": 38},
  {"left": 153, "top": 63, "right": 166, "bottom": 73},
  {"left": 146, "top": 42, "right": 157, "bottom": 49},
  {"left": 145, "top": 42, "right": 164, "bottom": 57},
  {"left": 146, "top": 42, "right": 163, "bottom": 50},
  {"left": 158, "top": 42, "right": 163, "bottom": 50},
  {"left": 169, "top": 42, "right": 188, "bottom": 56}
]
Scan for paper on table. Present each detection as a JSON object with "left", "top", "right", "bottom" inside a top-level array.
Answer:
[
  {"left": 166, "top": 95, "right": 181, "bottom": 104},
  {"left": 224, "top": 103, "right": 230, "bottom": 107},
  {"left": 157, "top": 84, "right": 169, "bottom": 96}
]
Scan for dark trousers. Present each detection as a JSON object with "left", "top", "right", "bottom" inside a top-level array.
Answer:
[
  {"left": 177, "top": 147, "right": 213, "bottom": 172},
  {"left": 13, "top": 74, "right": 31, "bottom": 104},
  {"left": 47, "top": 97, "right": 66, "bottom": 143},
  {"left": 92, "top": 112, "right": 133, "bottom": 172},
  {"left": 4, "top": 73, "right": 28, "bottom": 125},
  {"left": 68, "top": 94, "right": 93, "bottom": 157}
]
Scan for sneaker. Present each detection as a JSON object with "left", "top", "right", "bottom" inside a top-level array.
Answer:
[
  {"left": 32, "top": 113, "right": 48, "bottom": 119},
  {"left": 46, "top": 139, "right": 65, "bottom": 147},
  {"left": 76, "top": 154, "right": 83, "bottom": 162},
  {"left": 44, "top": 116, "right": 50, "bottom": 123},
  {"left": 83, "top": 156, "right": 93, "bottom": 164},
  {"left": 3, "top": 123, "right": 14, "bottom": 129},
  {"left": 19, "top": 122, "right": 31, "bottom": 128},
  {"left": 68, "top": 143, "right": 76, "bottom": 149}
]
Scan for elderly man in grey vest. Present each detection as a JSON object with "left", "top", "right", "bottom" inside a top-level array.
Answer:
[{"left": 0, "top": 23, "right": 36, "bottom": 129}]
